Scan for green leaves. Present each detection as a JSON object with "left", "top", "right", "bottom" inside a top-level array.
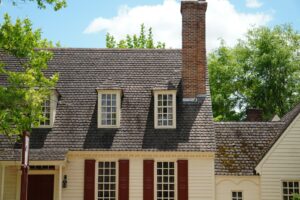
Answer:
[
  {"left": 209, "top": 25, "right": 300, "bottom": 121},
  {"left": 9, "top": 0, "right": 67, "bottom": 11},
  {"left": 105, "top": 24, "right": 166, "bottom": 49},
  {"left": 0, "top": 15, "right": 58, "bottom": 137}
]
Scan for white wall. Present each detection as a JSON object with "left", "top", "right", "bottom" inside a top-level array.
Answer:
[
  {"left": 215, "top": 176, "right": 260, "bottom": 200},
  {"left": 189, "top": 158, "right": 215, "bottom": 200},
  {"left": 257, "top": 114, "right": 300, "bottom": 200},
  {"left": 4, "top": 166, "right": 17, "bottom": 200},
  {"left": 62, "top": 158, "right": 84, "bottom": 200},
  {"left": 62, "top": 153, "right": 215, "bottom": 200}
]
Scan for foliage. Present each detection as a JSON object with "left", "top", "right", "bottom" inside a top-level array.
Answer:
[
  {"left": 1, "top": 0, "right": 67, "bottom": 11},
  {"left": 209, "top": 25, "right": 300, "bottom": 121},
  {"left": 106, "top": 24, "right": 166, "bottom": 49},
  {"left": 293, "top": 193, "right": 300, "bottom": 200},
  {"left": 208, "top": 40, "right": 244, "bottom": 121},
  {"left": 0, "top": 14, "right": 59, "bottom": 137}
]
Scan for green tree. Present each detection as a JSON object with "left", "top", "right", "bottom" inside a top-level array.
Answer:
[
  {"left": 0, "top": 14, "right": 59, "bottom": 138},
  {"left": 209, "top": 25, "right": 300, "bottom": 121},
  {"left": 106, "top": 24, "right": 166, "bottom": 49},
  {"left": 1, "top": 0, "right": 67, "bottom": 11},
  {"left": 293, "top": 194, "right": 300, "bottom": 200},
  {"left": 208, "top": 40, "right": 244, "bottom": 121},
  {"left": 0, "top": 0, "right": 66, "bottom": 138}
]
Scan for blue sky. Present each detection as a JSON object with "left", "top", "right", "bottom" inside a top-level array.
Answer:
[{"left": 0, "top": 0, "right": 299, "bottom": 51}]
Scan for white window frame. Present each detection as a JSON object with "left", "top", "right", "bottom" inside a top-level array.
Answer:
[
  {"left": 39, "top": 91, "right": 58, "bottom": 128},
  {"left": 231, "top": 191, "right": 243, "bottom": 200},
  {"left": 97, "top": 90, "right": 121, "bottom": 128},
  {"left": 154, "top": 160, "right": 177, "bottom": 200},
  {"left": 281, "top": 180, "right": 300, "bottom": 200},
  {"left": 154, "top": 90, "right": 177, "bottom": 129},
  {"left": 95, "top": 160, "right": 119, "bottom": 200}
]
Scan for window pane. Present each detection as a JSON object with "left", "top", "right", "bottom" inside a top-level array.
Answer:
[
  {"left": 157, "top": 162, "right": 175, "bottom": 200},
  {"left": 100, "top": 93, "right": 118, "bottom": 127},
  {"left": 156, "top": 93, "right": 174, "bottom": 127},
  {"left": 97, "top": 161, "right": 116, "bottom": 200},
  {"left": 40, "top": 97, "right": 51, "bottom": 126}
]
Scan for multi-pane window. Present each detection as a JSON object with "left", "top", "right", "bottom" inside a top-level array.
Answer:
[
  {"left": 98, "top": 91, "right": 121, "bottom": 128},
  {"left": 156, "top": 162, "right": 175, "bottom": 200},
  {"left": 232, "top": 191, "right": 243, "bottom": 200},
  {"left": 283, "top": 181, "right": 299, "bottom": 200},
  {"left": 40, "top": 98, "right": 51, "bottom": 126},
  {"left": 154, "top": 91, "right": 176, "bottom": 129},
  {"left": 98, "top": 162, "right": 116, "bottom": 200}
]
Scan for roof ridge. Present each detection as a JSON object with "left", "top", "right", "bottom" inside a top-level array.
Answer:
[{"left": 35, "top": 47, "right": 182, "bottom": 52}]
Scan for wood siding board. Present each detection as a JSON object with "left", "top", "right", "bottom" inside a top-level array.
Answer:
[{"left": 259, "top": 114, "right": 300, "bottom": 200}]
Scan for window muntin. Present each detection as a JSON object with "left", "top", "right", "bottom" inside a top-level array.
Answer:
[
  {"left": 97, "top": 90, "right": 121, "bottom": 128},
  {"left": 154, "top": 91, "right": 176, "bottom": 129},
  {"left": 232, "top": 191, "right": 243, "bottom": 200},
  {"left": 283, "top": 181, "right": 299, "bottom": 200},
  {"left": 41, "top": 98, "right": 51, "bottom": 126},
  {"left": 156, "top": 162, "right": 175, "bottom": 200},
  {"left": 101, "top": 94, "right": 117, "bottom": 126},
  {"left": 98, "top": 161, "right": 117, "bottom": 200}
]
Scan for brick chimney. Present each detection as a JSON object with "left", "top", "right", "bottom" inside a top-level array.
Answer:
[
  {"left": 246, "top": 108, "right": 263, "bottom": 122},
  {"left": 181, "top": 0, "right": 207, "bottom": 102}
]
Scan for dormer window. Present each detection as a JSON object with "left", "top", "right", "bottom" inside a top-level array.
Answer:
[
  {"left": 40, "top": 97, "right": 51, "bottom": 126},
  {"left": 97, "top": 90, "right": 121, "bottom": 128},
  {"left": 39, "top": 90, "right": 58, "bottom": 128},
  {"left": 154, "top": 90, "right": 176, "bottom": 129}
]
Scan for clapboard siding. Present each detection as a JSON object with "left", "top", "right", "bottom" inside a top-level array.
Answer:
[
  {"left": 129, "top": 159, "right": 143, "bottom": 200},
  {"left": 258, "top": 114, "right": 300, "bottom": 200},
  {"left": 4, "top": 166, "right": 17, "bottom": 200},
  {"left": 189, "top": 158, "right": 214, "bottom": 200},
  {"left": 62, "top": 158, "right": 84, "bottom": 200},
  {"left": 216, "top": 176, "right": 260, "bottom": 200}
]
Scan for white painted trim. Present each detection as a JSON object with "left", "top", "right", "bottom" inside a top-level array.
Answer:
[
  {"left": 255, "top": 113, "right": 300, "bottom": 173},
  {"left": 97, "top": 90, "right": 121, "bottom": 129},
  {"left": 153, "top": 90, "right": 177, "bottom": 129},
  {"left": 94, "top": 159, "right": 119, "bottom": 200},
  {"left": 154, "top": 159, "right": 178, "bottom": 200},
  {"left": 0, "top": 166, "right": 5, "bottom": 200},
  {"left": 0, "top": 160, "right": 66, "bottom": 166},
  {"left": 39, "top": 90, "right": 58, "bottom": 128},
  {"left": 58, "top": 165, "right": 62, "bottom": 200},
  {"left": 67, "top": 151, "right": 215, "bottom": 159}
]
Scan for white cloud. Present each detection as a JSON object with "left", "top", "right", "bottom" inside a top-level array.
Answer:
[
  {"left": 246, "top": 0, "right": 263, "bottom": 8},
  {"left": 84, "top": 0, "right": 272, "bottom": 52}
]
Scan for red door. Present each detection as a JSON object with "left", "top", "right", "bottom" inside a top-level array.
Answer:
[{"left": 28, "top": 175, "right": 54, "bottom": 200}]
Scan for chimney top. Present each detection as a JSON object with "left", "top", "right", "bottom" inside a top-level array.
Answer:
[{"left": 246, "top": 108, "right": 263, "bottom": 122}]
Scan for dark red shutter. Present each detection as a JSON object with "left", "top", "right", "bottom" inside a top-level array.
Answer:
[
  {"left": 177, "top": 160, "right": 188, "bottom": 200},
  {"left": 143, "top": 160, "right": 154, "bottom": 200},
  {"left": 84, "top": 160, "right": 95, "bottom": 200},
  {"left": 118, "top": 160, "right": 129, "bottom": 200}
]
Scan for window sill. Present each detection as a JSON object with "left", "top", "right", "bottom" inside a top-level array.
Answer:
[{"left": 155, "top": 126, "right": 177, "bottom": 129}]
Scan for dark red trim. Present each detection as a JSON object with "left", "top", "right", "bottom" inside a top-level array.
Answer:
[
  {"left": 84, "top": 160, "right": 95, "bottom": 200},
  {"left": 143, "top": 160, "right": 154, "bottom": 200},
  {"left": 118, "top": 160, "right": 129, "bottom": 200},
  {"left": 177, "top": 160, "right": 188, "bottom": 200}
]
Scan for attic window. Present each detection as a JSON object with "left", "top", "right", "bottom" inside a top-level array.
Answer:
[
  {"left": 97, "top": 90, "right": 121, "bottom": 128},
  {"left": 154, "top": 90, "right": 176, "bottom": 129},
  {"left": 39, "top": 91, "right": 58, "bottom": 128},
  {"left": 232, "top": 191, "right": 243, "bottom": 200}
]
